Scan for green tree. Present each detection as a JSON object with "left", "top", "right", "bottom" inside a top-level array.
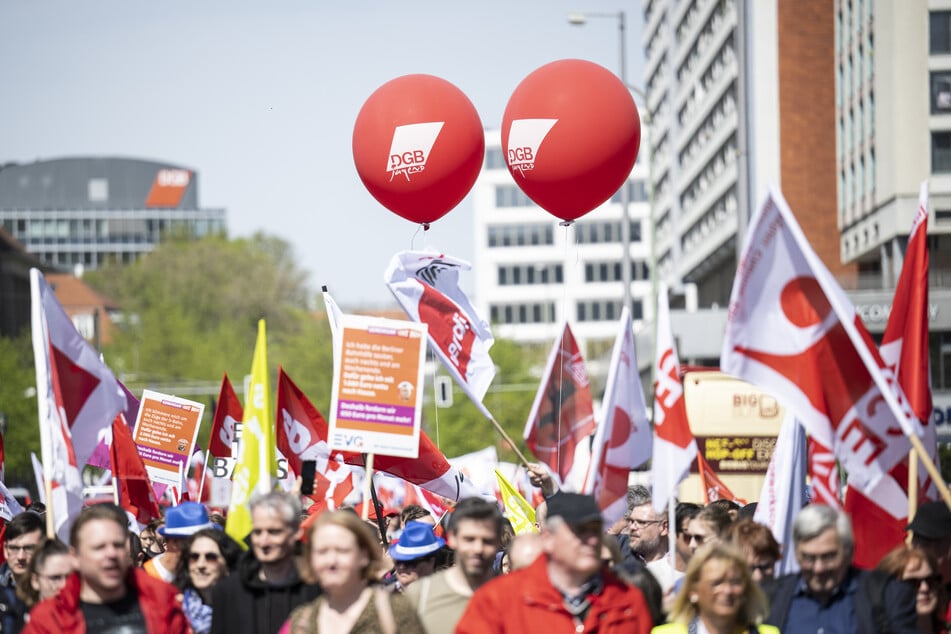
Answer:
[{"left": 0, "top": 333, "right": 40, "bottom": 486}]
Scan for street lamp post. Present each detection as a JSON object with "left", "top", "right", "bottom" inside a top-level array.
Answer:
[{"left": 569, "top": 11, "right": 634, "bottom": 318}]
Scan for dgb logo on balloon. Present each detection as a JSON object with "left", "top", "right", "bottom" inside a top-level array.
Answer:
[
  {"left": 387, "top": 121, "right": 445, "bottom": 182},
  {"left": 506, "top": 118, "right": 557, "bottom": 175}
]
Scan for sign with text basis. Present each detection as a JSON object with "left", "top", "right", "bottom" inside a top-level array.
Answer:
[
  {"left": 328, "top": 314, "right": 426, "bottom": 459},
  {"left": 132, "top": 390, "right": 204, "bottom": 489}
]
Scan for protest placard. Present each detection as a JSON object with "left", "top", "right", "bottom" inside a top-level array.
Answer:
[{"left": 132, "top": 390, "right": 204, "bottom": 490}]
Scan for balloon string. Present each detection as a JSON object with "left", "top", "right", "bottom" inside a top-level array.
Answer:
[
  {"left": 411, "top": 223, "right": 425, "bottom": 250},
  {"left": 429, "top": 347, "right": 440, "bottom": 449},
  {"left": 558, "top": 221, "right": 574, "bottom": 479}
]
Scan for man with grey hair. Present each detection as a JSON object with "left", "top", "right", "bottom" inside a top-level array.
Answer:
[
  {"left": 211, "top": 491, "right": 320, "bottom": 634},
  {"left": 763, "top": 503, "right": 918, "bottom": 633},
  {"left": 617, "top": 485, "right": 679, "bottom": 593}
]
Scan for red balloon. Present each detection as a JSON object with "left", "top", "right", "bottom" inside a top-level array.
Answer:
[
  {"left": 501, "top": 59, "right": 641, "bottom": 222},
  {"left": 352, "top": 74, "right": 485, "bottom": 226}
]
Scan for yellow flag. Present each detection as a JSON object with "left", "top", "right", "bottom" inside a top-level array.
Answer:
[
  {"left": 495, "top": 469, "right": 537, "bottom": 534},
  {"left": 226, "top": 320, "right": 277, "bottom": 547}
]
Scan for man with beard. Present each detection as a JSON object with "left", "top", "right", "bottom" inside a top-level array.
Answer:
[
  {"left": 625, "top": 489, "right": 680, "bottom": 594},
  {"left": 406, "top": 497, "right": 503, "bottom": 633},
  {"left": 456, "top": 493, "right": 652, "bottom": 633}
]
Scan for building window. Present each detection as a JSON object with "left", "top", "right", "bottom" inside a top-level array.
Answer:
[
  {"left": 88, "top": 178, "right": 108, "bottom": 202},
  {"left": 932, "top": 131, "right": 951, "bottom": 173},
  {"left": 931, "top": 72, "right": 951, "bottom": 114},
  {"left": 489, "top": 302, "right": 556, "bottom": 324},
  {"left": 931, "top": 11, "right": 951, "bottom": 54},
  {"left": 497, "top": 263, "right": 563, "bottom": 286},
  {"left": 495, "top": 184, "right": 534, "bottom": 207},
  {"left": 576, "top": 299, "right": 624, "bottom": 322},
  {"left": 487, "top": 224, "right": 554, "bottom": 248},
  {"left": 610, "top": 180, "right": 649, "bottom": 203},
  {"left": 485, "top": 146, "right": 506, "bottom": 170}
]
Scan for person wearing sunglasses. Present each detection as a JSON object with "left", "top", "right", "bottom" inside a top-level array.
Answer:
[
  {"left": 388, "top": 522, "right": 445, "bottom": 591},
  {"left": 174, "top": 528, "right": 243, "bottom": 634},
  {"left": 877, "top": 544, "right": 948, "bottom": 634},
  {"left": 16, "top": 539, "right": 70, "bottom": 615}
]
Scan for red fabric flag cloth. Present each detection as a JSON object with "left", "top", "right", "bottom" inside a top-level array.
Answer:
[
  {"left": 209, "top": 373, "right": 243, "bottom": 460},
  {"left": 721, "top": 188, "right": 922, "bottom": 495},
  {"left": 651, "top": 286, "right": 698, "bottom": 514},
  {"left": 846, "top": 182, "right": 935, "bottom": 568},
  {"left": 582, "top": 307, "right": 651, "bottom": 525},
  {"left": 697, "top": 451, "right": 746, "bottom": 505},
  {"left": 523, "top": 322, "right": 596, "bottom": 482},
  {"left": 110, "top": 415, "right": 160, "bottom": 526}
]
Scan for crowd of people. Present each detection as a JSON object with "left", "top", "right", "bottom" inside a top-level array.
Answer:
[{"left": 0, "top": 475, "right": 948, "bottom": 633}]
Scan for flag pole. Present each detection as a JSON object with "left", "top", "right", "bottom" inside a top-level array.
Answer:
[
  {"left": 198, "top": 449, "right": 210, "bottom": 502},
  {"left": 44, "top": 475, "right": 54, "bottom": 540},
  {"left": 364, "top": 454, "right": 388, "bottom": 545},
  {"left": 906, "top": 448, "right": 918, "bottom": 545},
  {"left": 361, "top": 453, "right": 375, "bottom": 521}
]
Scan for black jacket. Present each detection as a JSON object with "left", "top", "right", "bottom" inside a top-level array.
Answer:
[
  {"left": 762, "top": 566, "right": 918, "bottom": 634},
  {"left": 209, "top": 551, "right": 320, "bottom": 634}
]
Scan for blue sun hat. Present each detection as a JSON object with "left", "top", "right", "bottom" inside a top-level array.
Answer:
[
  {"left": 158, "top": 501, "right": 216, "bottom": 537},
  {"left": 388, "top": 521, "right": 446, "bottom": 562}
]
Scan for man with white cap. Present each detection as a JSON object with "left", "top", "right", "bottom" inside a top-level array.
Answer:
[
  {"left": 144, "top": 501, "right": 216, "bottom": 583},
  {"left": 389, "top": 521, "right": 446, "bottom": 590}
]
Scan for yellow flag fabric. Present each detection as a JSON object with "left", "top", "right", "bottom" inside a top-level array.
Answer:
[
  {"left": 495, "top": 469, "right": 536, "bottom": 534},
  {"left": 225, "top": 320, "right": 277, "bottom": 547}
]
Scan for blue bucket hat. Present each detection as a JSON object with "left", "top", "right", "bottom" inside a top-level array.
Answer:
[
  {"left": 388, "top": 521, "right": 445, "bottom": 562},
  {"left": 158, "top": 501, "right": 216, "bottom": 537}
]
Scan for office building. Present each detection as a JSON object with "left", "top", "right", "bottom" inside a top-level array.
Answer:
[
  {"left": 0, "top": 157, "right": 226, "bottom": 271},
  {"left": 472, "top": 129, "right": 652, "bottom": 353}
]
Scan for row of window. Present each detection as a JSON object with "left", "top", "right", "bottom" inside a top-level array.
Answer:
[
  {"left": 584, "top": 260, "right": 650, "bottom": 283},
  {"left": 487, "top": 221, "right": 643, "bottom": 248},
  {"left": 488, "top": 300, "right": 644, "bottom": 325},
  {"left": 497, "top": 263, "right": 564, "bottom": 286},
  {"left": 0, "top": 217, "right": 223, "bottom": 243}
]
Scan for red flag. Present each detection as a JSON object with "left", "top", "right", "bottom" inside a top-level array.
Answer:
[
  {"left": 209, "top": 373, "right": 242, "bottom": 459},
  {"left": 523, "top": 322, "right": 596, "bottom": 482},
  {"left": 845, "top": 182, "right": 935, "bottom": 568},
  {"left": 721, "top": 189, "right": 922, "bottom": 494},
  {"left": 31, "top": 269, "right": 104, "bottom": 541},
  {"left": 651, "top": 286, "right": 698, "bottom": 513},
  {"left": 110, "top": 414, "right": 161, "bottom": 526},
  {"left": 276, "top": 369, "right": 354, "bottom": 510},
  {"left": 697, "top": 451, "right": 746, "bottom": 505},
  {"left": 807, "top": 437, "right": 840, "bottom": 508},
  {"left": 582, "top": 307, "right": 651, "bottom": 524},
  {"left": 30, "top": 268, "right": 126, "bottom": 470}
]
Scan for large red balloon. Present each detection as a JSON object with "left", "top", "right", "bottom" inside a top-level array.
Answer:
[
  {"left": 352, "top": 74, "right": 485, "bottom": 226},
  {"left": 501, "top": 59, "right": 641, "bottom": 222}
]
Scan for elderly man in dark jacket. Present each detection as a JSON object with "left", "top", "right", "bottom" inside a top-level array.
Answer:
[
  {"left": 762, "top": 504, "right": 918, "bottom": 633},
  {"left": 211, "top": 491, "right": 319, "bottom": 634}
]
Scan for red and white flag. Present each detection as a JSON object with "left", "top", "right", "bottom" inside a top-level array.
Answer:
[
  {"left": 582, "top": 307, "right": 651, "bottom": 525},
  {"left": 110, "top": 415, "right": 160, "bottom": 528},
  {"left": 845, "top": 182, "right": 936, "bottom": 568},
  {"left": 524, "top": 322, "right": 596, "bottom": 482},
  {"left": 30, "top": 268, "right": 127, "bottom": 470},
  {"left": 721, "top": 188, "right": 922, "bottom": 494},
  {"left": 343, "top": 430, "right": 484, "bottom": 502},
  {"left": 31, "top": 269, "right": 125, "bottom": 540},
  {"left": 276, "top": 368, "right": 354, "bottom": 509},
  {"left": 651, "top": 284, "right": 698, "bottom": 514},
  {"left": 209, "top": 373, "right": 243, "bottom": 460},
  {"left": 697, "top": 451, "right": 745, "bottom": 505},
  {"left": 808, "top": 437, "right": 840, "bottom": 508},
  {"left": 385, "top": 250, "right": 496, "bottom": 415},
  {"left": 754, "top": 412, "right": 808, "bottom": 575}
]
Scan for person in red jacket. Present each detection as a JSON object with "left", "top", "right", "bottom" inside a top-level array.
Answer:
[
  {"left": 455, "top": 492, "right": 652, "bottom": 634},
  {"left": 24, "top": 503, "right": 189, "bottom": 634}
]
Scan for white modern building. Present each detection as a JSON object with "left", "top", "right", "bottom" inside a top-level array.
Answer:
[{"left": 472, "top": 128, "right": 652, "bottom": 354}]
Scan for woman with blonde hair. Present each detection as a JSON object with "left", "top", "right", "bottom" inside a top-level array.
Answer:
[
  {"left": 653, "top": 542, "right": 778, "bottom": 634},
  {"left": 279, "top": 510, "right": 423, "bottom": 634}
]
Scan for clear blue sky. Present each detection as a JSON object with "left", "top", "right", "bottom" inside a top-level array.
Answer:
[{"left": 1, "top": 1, "right": 646, "bottom": 307}]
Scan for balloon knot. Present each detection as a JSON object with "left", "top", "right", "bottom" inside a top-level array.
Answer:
[
  {"left": 559, "top": 220, "right": 574, "bottom": 227},
  {"left": 422, "top": 223, "right": 431, "bottom": 231}
]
